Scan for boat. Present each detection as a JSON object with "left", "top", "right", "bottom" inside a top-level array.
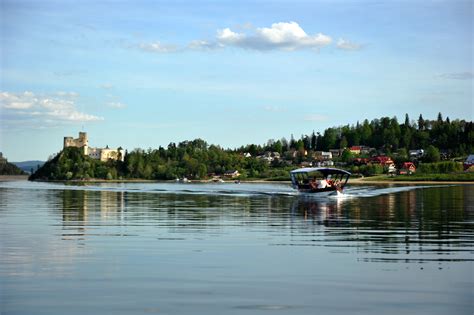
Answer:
[
  {"left": 177, "top": 177, "right": 190, "bottom": 183},
  {"left": 290, "top": 167, "right": 351, "bottom": 194}
]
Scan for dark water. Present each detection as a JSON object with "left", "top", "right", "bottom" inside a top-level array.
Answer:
[{"left": 0, "top": 181, "right": 473, "bottom": 315}]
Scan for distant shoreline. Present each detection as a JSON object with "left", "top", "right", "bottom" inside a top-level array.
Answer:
[
  {"left": 0, "top": 175, "right": 29, "bottom": 181},
  {"left": 7, "top": 175, "right": 472, "bottom": 185},
  {"left": 349, "top": 177, "right": 473, "bottom": 185}
]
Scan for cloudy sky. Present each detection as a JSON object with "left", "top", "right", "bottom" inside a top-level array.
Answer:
[{"left": 1, "top": 0, "right": 472, "bottom": 161}]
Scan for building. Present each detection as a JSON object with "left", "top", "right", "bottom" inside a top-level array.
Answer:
[
  {"left": 349, "top": 145, "right": 372, "bottom": 155},
  {"left": 370, "top": 156, "right": 394, "bottom": 166},
  {"left": 224, "top": 170, "right": 240, "bottom": 178},
  {"left": 63, "top": 132, "right": 124, "bottom": 162},
  {"left": 329, "top": 149, "right": 342, "bottom": 158},
  {"left": 349, "top": 146, "right": 362, "bottom": 155},
  {"left": 387, "top": 163, "right": 397, "bottom": 175},
  {"left": 464, "top": 155, "right": 474, "bottom": 170},
  {"left": 409, "top": 149, "right": 424, "bottom": 158},
  {"left": 64, "top": 132, "right": 89, "bottom": 154},
  {"left": 399, "top": 162, "right": 416, "bottom": 175},
  {"left": 314, "top": 151, "right": 332, "bottom": 160}
]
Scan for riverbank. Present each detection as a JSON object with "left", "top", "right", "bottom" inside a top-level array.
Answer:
[
  {"left": 24, "top": 176, "right": 474, "bottom": 185},
  {"left": 0, "top": 175, "right": 29, "bottom": 181},
  {"left": 350, "top": 174, "right": 474, "bottom": 185}
]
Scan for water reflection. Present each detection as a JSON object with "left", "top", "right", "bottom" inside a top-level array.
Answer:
[
  {"left": 290, "top": 186, "right": 474, "bottom": 263},
  {"left": 52, "top": 185, "right": 474, "bottom": 264},
  {"left": 1, "top": 183, "right": 473, "bottom": 315}
]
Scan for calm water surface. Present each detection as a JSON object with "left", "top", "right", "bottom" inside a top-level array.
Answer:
[{"left": 0, "top": 181, "right": 473, "bottom": 315}]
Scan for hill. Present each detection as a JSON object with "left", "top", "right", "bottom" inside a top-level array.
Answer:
[
  {"left": 0, "top": 154, "right": 27, "bottom": 175},
  {"left": 12, "top": 161, "right": 45, "bottom": 174},
  {"left": 29, "top": 112, "right": 473, "bottom": 181}
]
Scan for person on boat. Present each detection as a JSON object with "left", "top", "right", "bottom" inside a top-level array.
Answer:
[
  {"left": 310, "top": 177, "right": 318, "bottom": 190},
  {"left": 317, "top": 179, "right": 328, "bottom": 189}
]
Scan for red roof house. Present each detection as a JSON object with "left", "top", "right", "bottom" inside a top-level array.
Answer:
[
  {"left": 370, "top": 156, "right": 394, "bottom": 166},
  {"left": 399, "top": 162, "right": 416, "bottom": 175}
]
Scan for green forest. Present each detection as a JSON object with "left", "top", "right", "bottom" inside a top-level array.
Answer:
[
  {"left": 29, "top": 113, "right": 473, "bottom": 181},
  {"left": 0, "top": 161, "right": 26, "bottom": 175}
]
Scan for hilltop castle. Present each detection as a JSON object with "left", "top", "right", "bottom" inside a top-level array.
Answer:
[{"left": 63, "top": 132, "right": 125, "bottom": 162}]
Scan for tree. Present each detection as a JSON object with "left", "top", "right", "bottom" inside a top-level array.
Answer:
[
  {"left": 418, "top": 114, "right": 425, "bottom": 130},
  {"left": 437, "top": 112, "right": 443, "bottom": 123},
  {"left": 341, "top": 149, "right": 353, "bottom": 163},
  {"left": 339, "top": 136, "right": 348, "bottom": 149},
  {"left": 424, "top": 145, "right": 440, "bottom": 163},
  {"left": 310, "top": 131, "right": 317, "bottom": 150}
]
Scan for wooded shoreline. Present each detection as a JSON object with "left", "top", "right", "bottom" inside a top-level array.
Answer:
[{"left": 2, "top": 175, "right": 472, "bottom": 185}]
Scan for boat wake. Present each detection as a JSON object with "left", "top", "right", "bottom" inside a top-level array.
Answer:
[{"left": 0, "top": 180, "right": 451, "bottom": 199}]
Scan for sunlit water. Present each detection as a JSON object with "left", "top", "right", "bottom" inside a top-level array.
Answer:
[{"left": 1, "top": 180, "right": 473, "bottom": 315}]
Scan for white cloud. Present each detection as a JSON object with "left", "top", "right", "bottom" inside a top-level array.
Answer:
[
  {"left": 137, "top": 21, "right": 334, "bottom": 53},
  {"left": 139, "top": 41, "right": 178, "bottom": 53},
  {"left": 106, "top": 101, "right": 126, "bottom": 109},
  {"left": 55, "top": 91, "right": 79, "bottom": 97},
  {"left": 304, "top": 114, "right": 328, "bottom": 122},
  {"left": 217, "top": 28, "right": 246, "bottom": 44},
  {"left": 216, "top": 22, "right": 332, "bottom": 51},
  {"left": 0, "top": 91, "right": 103, "bottom": 122},
  {"left": 1, "top": 91, "right": 35, "bottom": 109},
  {"left": 436, "top": 72, "right": 473, "bottom": 80},
  {"left": 187, "top": 40, "right": 222, "bottom": 50},
  {"left": 336, "top": 38, "right": 363, "bottom": 51}
]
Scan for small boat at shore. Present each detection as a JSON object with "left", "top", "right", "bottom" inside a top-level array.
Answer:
[{"left": 290, "top": 167, "right": 351, "bottom": 194}]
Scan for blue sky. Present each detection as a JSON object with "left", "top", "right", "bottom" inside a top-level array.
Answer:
[{"left": 1, "top": 0, "right": 472, "bottom": 161}]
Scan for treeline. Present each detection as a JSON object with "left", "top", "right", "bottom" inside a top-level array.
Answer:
[
  {"left": 30, "top": 113, "right": 473, "bottom": 181},
  {"left": 237, "top": 113, "right": 473, "bottom": 157},
  {"left": 0, "top": 161, "right": 26, "bottom": 175},
  {"left": 29, "top": 141, "right": 284, "bottom": 181}
]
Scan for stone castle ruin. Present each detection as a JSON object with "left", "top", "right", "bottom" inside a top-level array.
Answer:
[{"left": 63, "top": 132, "right": 124, "bottom": 162}]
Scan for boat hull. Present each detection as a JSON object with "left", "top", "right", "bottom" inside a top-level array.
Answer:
[{"left": 296, "top": 186, "right": 345, "bottom": 194}]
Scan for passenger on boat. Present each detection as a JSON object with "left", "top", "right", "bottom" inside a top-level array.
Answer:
[{"left": 317, "top": 179, "right": 328, "bottom": 189}]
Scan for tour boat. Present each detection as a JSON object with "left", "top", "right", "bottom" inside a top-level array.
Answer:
[{"left": 290, "top": 167, "right": 351, "bottom": 194}]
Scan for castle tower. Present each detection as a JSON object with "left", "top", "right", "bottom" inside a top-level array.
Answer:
[{"left": 63, "top": 132, "right": 89, "bottom": 155}]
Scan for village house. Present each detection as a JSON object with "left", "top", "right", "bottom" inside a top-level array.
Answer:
[
  {"left": 370, "top": 155, "right": 394, "bottom": 166},
  {"left": 399, "top": 162, "right": 416, "bottom": 175},
  {"left": 353, "top": 157, "right": 369, "bottom": 165},
  {"left": 314, "top": 160, "right": 334, "bottom": 167},
  {"left": 409, "top": 149, "right": 424, "bottom": 159},
  {"left": 387, "top": 163, "right": 397, "bottom": 175},
  {"left": 464, "top": 155, "right": 474, "bottom": 170},
  {"left": 313, "top": 151, "right": 333, "bottom": 160},
  {"left": 348, "top": 145, "right": 372, "bottom": 155},
  {"left": 329, "top": 149, "right": 342, "bottom": 158},
  {"left": 349, "top": 146, "right": 362, "bottom": 155},
  {"left": 224, "top": 170, "right": 240, "bottom": 178}
]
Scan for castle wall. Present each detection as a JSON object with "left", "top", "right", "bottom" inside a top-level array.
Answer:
[{"left": 64, "top": 132, "right": 123, "bottom": 162}]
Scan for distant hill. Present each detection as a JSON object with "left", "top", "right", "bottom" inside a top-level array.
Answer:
[
  {"left": 0, "top": 160, "right": 26, "bottom": 175},
  {"left": 12, "top": 161, "right": 45, "bottom": 174}
]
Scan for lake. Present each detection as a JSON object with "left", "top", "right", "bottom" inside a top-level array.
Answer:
[{"left": 0, "top": 181, "right": 472, "bottom": 315}]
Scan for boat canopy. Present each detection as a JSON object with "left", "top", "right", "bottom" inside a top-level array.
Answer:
[
  {"left": 290, "top": 167, "right": 351, "bottom": 176},
  {"left": 290, "top": 167, "right": 351, "bottom": 190}
]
